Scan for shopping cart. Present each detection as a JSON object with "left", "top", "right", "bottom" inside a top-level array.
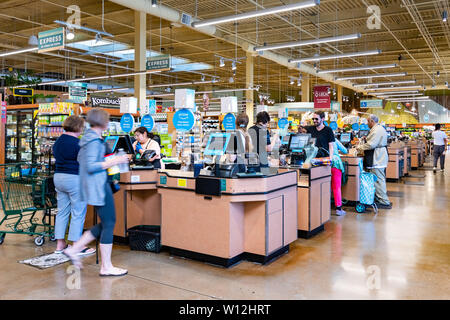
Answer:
[
  {"left": 0, "top": 163, "right": 56, "bottom": 246},
  {"left": 356, "top": 171, "right": 379, "bottom": 214}
]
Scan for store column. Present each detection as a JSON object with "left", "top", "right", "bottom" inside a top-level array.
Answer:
[
  {"left": 302, "top": 75, "right": 310, "bottom": 102},
  {"left": 134, "top": 11, "right": 146, "bottom": 108},
  {"left": 337, "top": 85, "right": 343, "bottom": 105},
  {"left": 246, "top": 51, "right": 254, "bottom": 122}
]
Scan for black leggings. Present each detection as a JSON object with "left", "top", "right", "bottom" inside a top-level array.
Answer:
[{"left": 90, "top": 183, "right": 116, "bottom": 244}]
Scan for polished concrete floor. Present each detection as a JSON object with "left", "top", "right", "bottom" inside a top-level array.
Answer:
[{"left": 1, "top": 154, "right": 449, "bottom": 300}]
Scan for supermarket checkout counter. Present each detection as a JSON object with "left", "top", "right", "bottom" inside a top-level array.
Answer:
[
  {"left": 387, "top": 142, "right": 405, "bottom": 181},
  {"left": 408, "top": 140, "right": 425, "bottom": 169},
  {"left": 85, "top": 135, "right": 161, "bottom": 240},
  {"left": 156, "top": 132, "right": 298, "bottom": 267},
  {"left": 278, "top": 133, "right": 331, "bottom": 238}
]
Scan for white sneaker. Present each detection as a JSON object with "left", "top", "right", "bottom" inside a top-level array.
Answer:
[
  {"left": 433, "top": 167, "right": 437, "bottom": 173},
  {"left": 335, "top": 209, "right": 346, "bottom": 216},
  {"left": 440, "top": 169, "right": 445, "bottom": 172}
]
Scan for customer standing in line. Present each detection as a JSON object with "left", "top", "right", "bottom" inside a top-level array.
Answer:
[
  {"left": 331, "top": 138, "right": 348, "bottom": 216},
  {"left": 63, "top": 109, "right": 129, "bottom": 276},
  {"left": 53, "top": 116, "right": 95, "bottom": 255},
  {"left": 432, "top": 123, "right": 448, "bottom": 173},
  {"left": 235, "top": 113, "right": 253, "bottom": 153},
  {"left": 357, "top": 115, "right": 392, "bottom": 209}
]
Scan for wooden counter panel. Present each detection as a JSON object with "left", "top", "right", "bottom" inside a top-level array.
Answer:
[
  {"left": 126, "top": 189, "right": 161, "bottom": 228},
  {"left": 342, "top": 176, "right": 360, "bottom": 202},
  {"left": 267, "top": 196, "right": 283, "bottom": 213},
  {"left": 160, "top": 189, "right": 232, "bottom": 258},
  {"left": 298, "top": 188, "right": 309, "bottom": 231},
  {"left": 282, "top": 188, "right": 298, "bottom": 245},
  {"left": 243, "top": 201, "right": 266, "bottom": 256},
  {"left": 267, "top": 209, "right": 283, "bottom": 254},
  {"left": 113, "top": 188, "right": 126, "bottom": 237},
  {"left": 346, "top": 164, "right": 360, "bottom": 176},
  {"left": 121, "top": 183, "right": 157, "bottom": 190},
  {"left": 310, "top": 166, "right": 331, "bottom": 180},
  {"left": 120, "top": 170, "right": 159, "bottom": 183},
  {"left": 341, "top": 156, "right": 363, "bottom": 166},
  {"left": 321, "top": 180, "right": 331, "bottom": 224},
  {"left": 229, "top": 203, "right": 245, "bottom": 258}
]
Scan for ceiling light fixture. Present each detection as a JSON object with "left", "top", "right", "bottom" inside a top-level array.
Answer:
[
  {"left": 317, "top": 63, "right": 397, "bottom": 74},
  {"left": 152, "top": 0, "right": 158, "bottom": 7},
  {"left": 255, "top": 33, "right": 361, "bottom": 52},
  {"left": 66, "top": 29, "right": 75, "bottom": 40},
  {"left": 365, "top": 85, "right": 423, "bottom": 91},
  {"left": 0, "top": 47, "right": 38, "bottom": 57},
  {"left": 219, "top": 58, "right": 225, "bottom": 67},
  {"left": 335, "top": 72, "right": 407, "bottom": 81},
  {"left": 192, "top": 0, "right": 319, "bottom": 28},
  {"left": 232, "top": 61, "right": 236, "bottom": 70},
  {"left": 352, "top": 80, "right": 416, "bottom": 87},
  {"left": 372, "top": 90, "right": 419, "bottom": 95},
  {"left": 289, "top": 49, "right": 381, "bottom": 63},
  {"left": 28, "top": 35, "right": 38, "bottom": 46},
  {"left": 443, "top": 10, "right": 448, "bottom": 22},
  {"left": 376, "top": 93, "right": 424, "bottom": 98}
]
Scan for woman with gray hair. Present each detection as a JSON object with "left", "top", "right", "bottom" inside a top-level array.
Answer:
[{"left": 63, "top": 108, "right": 130, "bottom": 276}]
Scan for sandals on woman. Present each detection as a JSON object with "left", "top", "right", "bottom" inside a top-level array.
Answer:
[
  {"left": 62, "top": 249, "right": 83, "bottom": 269},
  {"left": 99, "top": 267, "right": 128, "bottom": 277}
]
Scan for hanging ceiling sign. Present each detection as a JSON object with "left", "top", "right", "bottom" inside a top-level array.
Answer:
[
  {"left": 146, "top": 54, "right": 171, "bottom": 71},
  {"left": 91, "top": 95, "right": 121, "bottom": 108},
  {"left": 360, "top": 124, "right": 369, "bottom": 131},
  {"left": 38, "top": 27, "right": 65, "bottom": 53},
  {"left": 222, "top": 113, "right": 236, "bottom": 130},
  {"left": 140, "top": 114, "right": 155, "bottom": 132},
  {"left": 313, "top": 85, "right": 331, "bottom": 109},
  {"left": 360, "top": 99, "right": 383, "bottom": 108},
  {"left": 13, "top": 88, "right": 34, "bottom": 97},
  {"left": 352, "top": 123, "right": 360, "bottom": 131},
  {"left": 120, "top": 113, "right": 135, "bottom": 133},
  {"left": 172, "top": 108, "right": 195, "bottom": 132},
  {"left": 68, "top": 82, "right": 87, "bottom": 103}
]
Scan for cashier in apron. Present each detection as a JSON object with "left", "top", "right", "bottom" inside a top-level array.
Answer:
[{"left": 132, "top": 126, "right": 162, "bottom": 169}]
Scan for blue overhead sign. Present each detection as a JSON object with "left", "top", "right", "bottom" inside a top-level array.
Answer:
[
  {"left": 120, "top": 113, "right": 134, "bottom": 133},
  {"left": 352, "top": 123, "right": 360, "bottom": 131},
  {"left": 329, "top": 121, "right": 338, "bottom": 131},
  {"left": 277, "top": 117, "right": 289, "bottom": 129},
  {"left": 173, "top": 109, "right": 195, "bottom": 132},
  {"left": 141, "top": 114, "right": 154, "bottom": 132},
  {"left": 222, "top": 113, "right": 236, "bottom": 130},
  {"left": 360, "top": 99, "right": 383, "bottom": 108}
]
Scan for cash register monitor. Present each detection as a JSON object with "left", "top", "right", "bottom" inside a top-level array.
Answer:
[
  {"left": 105, "top": 135, "right": 135, "bottom": 154},
  {"left": 104, "top": 136, "right": 119, "bottom": 153},
  {"left": 340, "top": 133, "right": 351, "bottom": 144},
  {"left": 281, "top": 134, "right": 290, "bottom": 145},
  {"left": 204, "top": 132, "right": 232, "bottom": 156},
  {"left": 288, "top": 134, "right": 310, "bottom": 153},
  {"left": 358, "top": 130, "right": 369, "bottom": 138}
]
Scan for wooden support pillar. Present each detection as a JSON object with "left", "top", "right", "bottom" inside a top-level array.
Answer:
[
  {"left": 337, "top": 85, "right": 343, "bottom": 110},
  {"left": 302, "top": 76, "right": 310, "bottom": 102},
  {"left": 134, "top": 11, "right": 146, "bottom": 111}
]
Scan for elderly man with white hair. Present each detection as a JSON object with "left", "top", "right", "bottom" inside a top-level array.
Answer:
[{"left": 357, "top": 115, "right": 392, "bottom": 209}]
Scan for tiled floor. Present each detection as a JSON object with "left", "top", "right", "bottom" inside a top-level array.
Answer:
[{"left": 1, "top": 154, "right": 449, "bottom": 300}]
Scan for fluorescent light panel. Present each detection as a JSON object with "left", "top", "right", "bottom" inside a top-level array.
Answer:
[
  {"left": 192, "top": 0, "right": 319, "bottom": 28},
  {"left": 353, "top": 80, "right": 416, "bottom": 87},
  {"left": 377, "top": 93, "right": 424, "bottom": 98},
  {"left": 0, "top": 47, "right": 38, "bottom": 57},
  {"left": 335, "top": 72, "right": 407, "bottom": 80},
  {"left": 365, "top": 85, "right": 423, "bottom": 91},
  {"left": 372, "top": 90, "right": 419, "bottom": 95},
  {"left": 317, "top": 63, "right": 396, "bottom": 74},
  {"left": 255, "top": 33, "right": 361, "bottom": 52},
  {"left": 148, "top": 80, "right": 216, "bottom": 88},
  {"left": 289, "top": 49, "right": 380, "bottom": 63}
]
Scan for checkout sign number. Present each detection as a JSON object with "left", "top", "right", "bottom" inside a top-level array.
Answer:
[{"left": 173, "top": 109, "right": 195, "bottom": 132}]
